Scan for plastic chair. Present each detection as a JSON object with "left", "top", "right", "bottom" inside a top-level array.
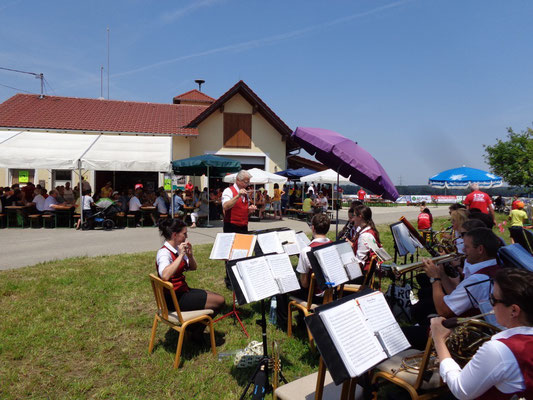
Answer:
[{"left": 148, "top": 274, "right": 216, "bottom": 369}]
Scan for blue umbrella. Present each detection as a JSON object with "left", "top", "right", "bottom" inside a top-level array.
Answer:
[
  {"left": 275, "top": 167, "right": 317, "bottom": 180},
  {"left": 429, "top": 166, "right": 503, "bottom": 189}
]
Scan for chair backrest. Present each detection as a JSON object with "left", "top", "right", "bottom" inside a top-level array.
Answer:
[
  {"left": 149, "top": 274, "right": 184, "bottom": 324},
  {"left": 305, "top": 273, "right": 316, "bottom": 311},
  {"left": 414, "top": 335, "right": 436, "bottom": 390},
  {"left": 363, "top": 256, "right": 379, "bottom": 288}
]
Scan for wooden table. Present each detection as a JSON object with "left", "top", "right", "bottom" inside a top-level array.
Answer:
[
  {"left": 5, "top": 205, "right": 31, "bottom": 228},
  {"left": 140, "top": 206, "right": 156, "bottom": 227},
  {"left": 53, "top": 205, "right": 75, "bottom": 228}
]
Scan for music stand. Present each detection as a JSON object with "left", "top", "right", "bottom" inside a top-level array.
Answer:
[
  {"left": 226, "top": 255, "right": 289, "bottom": 399},
  {"left": 214, "top": 290, "right": 249, "bottom": 338}
]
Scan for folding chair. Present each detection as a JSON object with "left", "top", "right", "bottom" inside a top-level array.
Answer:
[{"left": 148, "top": 274, "right": 216, "bottom": 369}]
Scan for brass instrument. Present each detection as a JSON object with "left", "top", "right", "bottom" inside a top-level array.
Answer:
[
  {"left": 391, "top": 253, "right": 465, "bottom": 276},
  {"left": 400, "top": 312, "right": 500, "bottom": 373},
  {"left": 446, "top": 313, "right": 501, "bottom": 367}
]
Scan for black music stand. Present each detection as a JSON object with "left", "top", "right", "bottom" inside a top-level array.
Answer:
[{"left": 226, "top": 256, "right": 288, "bottom": 399}]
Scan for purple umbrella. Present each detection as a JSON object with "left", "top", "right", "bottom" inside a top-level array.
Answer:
[{"left": 291, "top": 127, "right": 399, "bottom": 201}]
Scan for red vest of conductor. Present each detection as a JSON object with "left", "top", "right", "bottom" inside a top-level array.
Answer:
[{"left": 222, "top": 170, "right": 256, "bottom": 234}]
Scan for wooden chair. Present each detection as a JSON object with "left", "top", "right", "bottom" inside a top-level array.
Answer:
[
  {"left": 287, "top": 274, "right": 328, "bottom": 350},
  {"left": 340, "top": 256, "right": 379, "bottom": 296},
  {"left": 370, "top": 336, "right": 448, "bottom": 400},
  {"left": 148, "top": 274, "right": 216, "bottom": 369}
]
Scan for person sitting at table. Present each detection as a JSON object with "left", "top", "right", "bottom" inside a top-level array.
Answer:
[
  {"left": 128, "top": 189, "right": 143, "bottom": 226},
  {"left": 316, "top": 192, "right": 328, "bottom": 213},
  {"left": 43, "top": 189, "right": 65, "bottom": 214},
  {"left": 156, "top": 218, "right": 225, "bottom": 322},
  {"left": 171, "top": 189, "right": 185, "bottom": 219},
  {"left": 431, "top": 268, "right": 533, "bottom": 400},
  {"left": 302, "top": 191, "right": 313, "bottom": 213},
  {"left": 100, "top": 181, "right": 113, "bottom": 199},
  {"left": 152, "top": 187, "right": 169, "bottom": 225},
  {"left": 190, "top": 188, "right": 209, "bottom": 228},
  {"left": 63, "top": 182, "right": 75, "bottom": 204}
]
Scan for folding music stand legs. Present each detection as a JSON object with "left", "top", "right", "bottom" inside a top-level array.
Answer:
[
  {"left": 240, "top": 299, "right": 287, "bottom": 400},
  {"left": 214, "top": 291, "right": 249, "bottom": 338}
]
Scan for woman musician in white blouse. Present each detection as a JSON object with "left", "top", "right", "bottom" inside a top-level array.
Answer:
[{"left": 431, "top": 268, "right": 533, "bottom": 399}]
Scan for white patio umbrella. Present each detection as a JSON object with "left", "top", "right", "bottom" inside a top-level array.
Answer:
[
  {"left": 300, "top": 169, "right": 354, "bottom": 234},
  {"left": 223, "top": 168, "right": 288, "bottom": 185}
]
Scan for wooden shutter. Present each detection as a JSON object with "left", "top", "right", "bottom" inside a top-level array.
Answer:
[{"left": 223, "top": 113, "right": 252, "bottom": 148}]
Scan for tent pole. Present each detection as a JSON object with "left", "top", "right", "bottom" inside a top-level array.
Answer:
[
  {"left": 206, "top": 165, "right": 211, "bottom": 228},
  {"left": 78, "top": 161, "right": 83, "bottom": 226},
  {"left": 336, "top": 171, "right": 340, "bottom": 237}
]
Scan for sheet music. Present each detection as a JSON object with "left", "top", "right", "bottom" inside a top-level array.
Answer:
[
  {"left": 277, "top": 230, "right": 298, "bottom": 246},
  {"left": 231, "top": 265, "right": 249, "bottom": 303},
  {"left": 283, "top": 242, "right": 301, "bottom": 256},
  {"left": 314, "top": 245, "right": 349, "bottom": 286},
  {"left": 236, "top": 257, "right": 279, "bottom": 302},
  {"left": 337, "top": 241, "right": 363, "bottom": 280},
  {"left": 296, "top": 232, "right": 311, "bottom": 248},
  {"left": 266, "top": 253, "right": 300, "bottom": 293},
  {"left": 374, "top": 247, "right": 393, "bottom": 262},
  {"left": 209, "top": 233, "right": 235, "bottom": 259},
  {"left": 376, "top": 324, "right": 410, "bottom": 357},
  {"left": 391, "top": 224, "right": 419, "bottom": 255},
  {"left": 356, "top": 291, "right": 398, "bottom": 332},
  {"left": 319, "top": 299, "right": 387, "bottom": 377},
  {"left": 257, "top": 232, "right": 284, "bottom": 254},
  {"left": 230, "top": 249, "right": 249, "bottom": 260},
  {"left": 276, "top": 275, "right": 301, "bottom": 293}
]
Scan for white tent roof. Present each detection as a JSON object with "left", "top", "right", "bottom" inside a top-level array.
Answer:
[
  {"left": 300, "top": 169, "right": 353, "bottom": 184},
  {"left": 223, "top": 168, "right": 287, "bottom": 185},
  {"left": 0, "top": 130, "right": 172, "bottom": 172}
]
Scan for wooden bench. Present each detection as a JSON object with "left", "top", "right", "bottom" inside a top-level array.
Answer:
[
  {"left": 0, "top": 213, "right": 6, "bottom": 228},
  {"left": 126, "top": 214, "right": 136, "bottom": 228},
  {"left": 29, "top": 214, "right": 42, "bottom": 228},
  {"left": 42, "top": 214, "right": 55, "bottom": 228}
]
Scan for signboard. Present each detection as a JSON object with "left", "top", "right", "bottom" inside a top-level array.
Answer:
[
  {"left": 431, "top": 195, "right": 458, "bottom": 204},
  {"left": 395, "top": 195, "right": 411, "bottom": 204},
  {"left": 410, "top": 195, "right": 432, "bottom": 203},
  {"left": 164, "top": 178, "right": 172, "bottom": 191},
  {"left": 18, "top": 170, "right": 29, "bottom": 183}
]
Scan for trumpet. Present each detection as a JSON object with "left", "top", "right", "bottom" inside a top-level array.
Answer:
[{"left": 391, "top": 253, "right": 465, "bottom": 276}]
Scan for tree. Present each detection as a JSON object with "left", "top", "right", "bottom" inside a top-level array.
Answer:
[{"left": 484, "top": 126, "right": 533, "bottom": 189}]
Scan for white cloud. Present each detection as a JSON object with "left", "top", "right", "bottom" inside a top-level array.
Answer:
[{"left": 160, "top": 0, "right": 226, "bottom": 23}]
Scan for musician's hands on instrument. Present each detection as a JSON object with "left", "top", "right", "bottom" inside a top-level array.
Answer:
[
  {"left": 184, "top": 240, "right": 193, "bottom": 257},
  {"left": 248, "top": 204, "right": 257, "bottom": 211},
  {"left": 422, "top": 258, "right": 440, "bottom": 279},
  {"left": 430, "top": 317, "right": 452, "bottom": 342},
  {"left": 178, "top": 242, "right": 188, "bottom": 255},
  {"left": 239, "top": 188, "right": 248, "bottom": 196}
]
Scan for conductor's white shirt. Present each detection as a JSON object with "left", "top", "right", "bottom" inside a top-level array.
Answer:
[{"left": 439, "top": 326, "right": 533, "bottom": 399}]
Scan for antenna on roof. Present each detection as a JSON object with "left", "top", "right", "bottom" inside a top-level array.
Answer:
[
  {"left": 195, "top": 79, "right": 205, "bottom": 92},
  {"left": 100, "top": 66, "right": 104, "bottom": 99},
  {"left": 107, "top": 27, "right": 110, "bottom": 99},
  {"left": 0, "top": 66, "right": 45, "bottom": 98}
]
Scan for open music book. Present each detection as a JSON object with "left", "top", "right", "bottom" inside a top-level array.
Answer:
[
  {"left": 318, "top": 291, "right": 410, "bottom": 378},
  {"left": 390, "top": 222, "right": 423, "bottom": 256},
  {"left": 209, "top": 233, "right": 256, "bottom": 260},
  {"left": 256, "top": 230, "right": 311, "bottom": 256},
  {"left": 312, "top": 241, "right": 363, "bottom": 286},
  {"left": 232, "top": 253, "right": 301, "bottom": 303}
]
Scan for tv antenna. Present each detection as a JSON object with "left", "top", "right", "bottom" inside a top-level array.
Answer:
[{"left": 0, "top": 66, "right": 45, "bottom": 98}]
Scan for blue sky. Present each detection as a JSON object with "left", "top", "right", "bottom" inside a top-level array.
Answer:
[{"left": 1, "top": 0, "right": 532, "bottom": 185}]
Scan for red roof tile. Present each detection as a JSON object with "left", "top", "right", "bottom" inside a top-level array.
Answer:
[
  {"left": 0, "top": 94, "right": 206, "bottom": 136},
  {"left": 173, "top": 89, "right": 215, "bottom": 104}
]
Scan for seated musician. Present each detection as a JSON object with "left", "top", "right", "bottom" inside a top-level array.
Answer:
[
  {"left": 156, "top": 219, "right": 225, "bottom": 320},
  {"left": 275, "top": 214, "right": 331, "bottom": 329},
  {"left": 348, "top": 205, "right": 381, "bottom": 274},
  {"left": 431, "top": 268, "right": 533, "bottom": 400},
  {"left": 422, "top": 227, "right": 502, "bottom": 319}
]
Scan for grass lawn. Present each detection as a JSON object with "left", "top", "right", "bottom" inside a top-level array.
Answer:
[{"left": 0, "top": 214, "right": 511, "bottom": 399}]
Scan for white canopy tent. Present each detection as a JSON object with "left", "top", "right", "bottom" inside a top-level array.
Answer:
[
  {"left": 0, "top": 130, "right": 173, "bottom": 222},
  {"left": 300, "top": 168, "right": 352, "bottom": 184},
  {"left": 222, "top": 168, "right": 287, "bottom": 185}
]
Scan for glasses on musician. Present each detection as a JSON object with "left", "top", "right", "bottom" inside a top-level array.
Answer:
[{"left": 489, "top": 293, "right": 507, "bottom": 307}]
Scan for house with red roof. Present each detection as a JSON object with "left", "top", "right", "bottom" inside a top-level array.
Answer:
[{"left": 0, "top": 81, "right": 306, "bottom": 192}]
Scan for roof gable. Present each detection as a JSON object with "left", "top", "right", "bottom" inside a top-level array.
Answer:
[
  {"left": 186, "top": 81, "right": 294, "bottom": 144},
  {"left": 0, "top": 94, "right": 205, "bottom": 136},
  {"left": 173, "top": 89, "right": 215, "bottom": 105}
]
